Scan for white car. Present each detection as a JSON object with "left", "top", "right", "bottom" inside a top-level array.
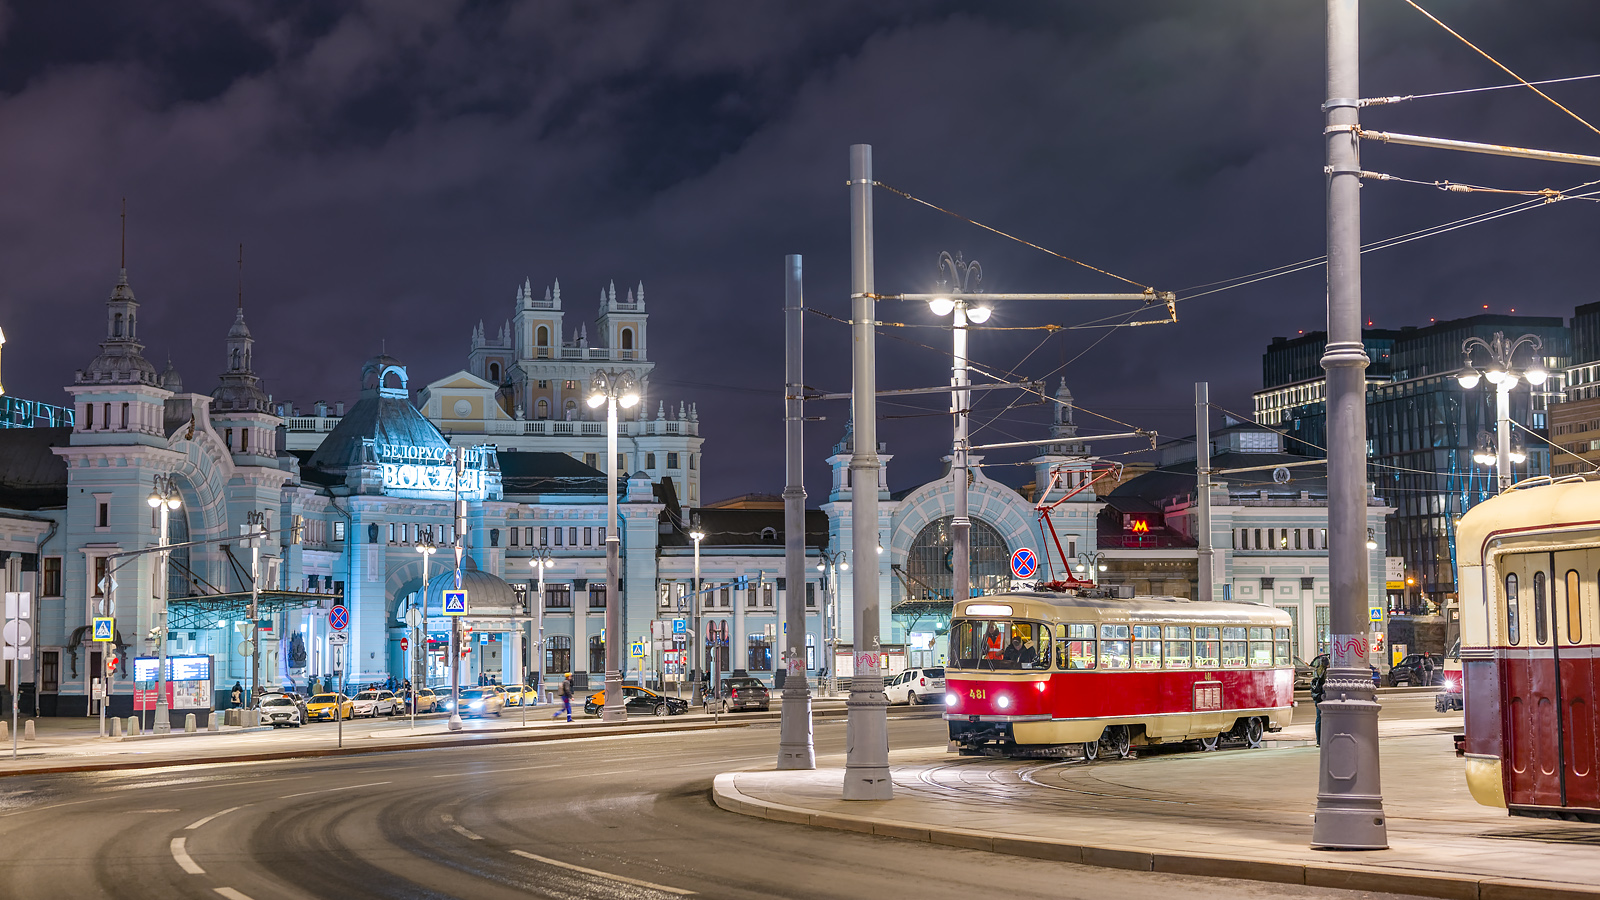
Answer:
[
  {"left": 258, "top": 695, "right": 306, "bottom": 727},
  {"left": 350, "top": 689, "right": 399, "bottom": 717},
  {"left": 885, "top": 667, "right": 946, "bottom": 706}
]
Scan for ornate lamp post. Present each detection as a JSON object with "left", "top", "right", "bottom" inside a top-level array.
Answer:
[
  {"left": 690, "top": 520, "right": 705, "bottom": 705},
  {"left": 1458, "top": 332, "right": 1547, "bottom": 494},
  {"left": 413, "top": 534, "right": 437, "bottom": 728},
  {"left": 925, "top": 252, "right": 990, "bottom": 608},
  {"left": 1073, "top": 550, "right": 1107, "bottom": 583},
  {"left": 146, "top": 474, "right": 181, "bottom": 733},
  {"left": 588, "top": 368, "right": 640, "bottom": 722},
  {"left": 815, "top": 548, "right": 848, "bottom": 697},
  {"left": 528, "top": 547, "right": 553, "bottom": 704}
]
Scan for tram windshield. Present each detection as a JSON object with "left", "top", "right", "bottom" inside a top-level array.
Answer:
[{"left": 948, "top": 619, "right": 1051, "bottom": 671}]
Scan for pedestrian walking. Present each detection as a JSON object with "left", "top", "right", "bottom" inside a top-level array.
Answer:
[
  {"left": 1310, "top": 656, "right": 1329, "bottom": 746},
  {"left": 553, "top": 674, "right": 573, "bottom": 722},
  {"left": 1422, "top": 652, "right": 1436, "bottom": 687}
]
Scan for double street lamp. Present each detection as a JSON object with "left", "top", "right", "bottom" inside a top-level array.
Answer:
[
  {"left": 587, "top": 368, "right": 640, "bottom": 723},
  {"left": 689, "top": 520, "right": 705, "bottom": 705},
  {"left": 147, "top": 475, "right": 181, "bottom": 734},
  {"left": 1073, "top": 551, "right": 1107, "bottom": 580},
  {"left": 815, "top": 548, "right": 848, "bottom": 697},
  {"left": 1458, "top": 332, "right": 1547, "bottom": 493},
  {"left": 925, "top": 252, "right": 991, "bottom": 608},
  {"left": 528, "top": 547, "right": 553, "bottom": 704},
  {"left": 414, "top": 534, "right": 437, "bottom": 728}
]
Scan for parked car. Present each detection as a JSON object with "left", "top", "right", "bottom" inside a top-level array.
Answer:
[
  {"left": 258, "top": 694, "right": 306, "bottom": 727},
  {"left": 710, "top": 677, "right": 770, "bottom": 712},
  {"left": 584, "top": 686, "right": 689, "bottom": 717},
  {"left": 1306, "top": 654, "right": 1382, "bottom": 688},
  {"left": 1389, "top": 653, "right": 1441, "bottom": 687},
  {"left": 409, "top": 687, "right": 440, "bottom": 713},
  {"left": 1293, "top": 658, "right": 1314, "bottom": 691},
  {"left": 257, "top": 691, "right": 309, "bottom": 722},
  {"left": 306, "top": 693, "right": 354, "bottom": 721},
  {"left": 351, "top": 689, "right": 399, "bottom": 717},
  {"left": 441, "top": 687, "right": 504, "bottom": 718},
  {"left": 884, "top": 668, "right": 945, "bottom": 706}
]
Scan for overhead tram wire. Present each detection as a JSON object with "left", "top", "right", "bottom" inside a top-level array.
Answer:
[
  {"left": 1362, "top": 72, "right": 1600, "bottom": 108},
  {"left": 1509, "top": 419, "right": 1600, "bottom": 474},
  {"left": 1205, "top": 402, "right": 1495, "bottom": 483}
]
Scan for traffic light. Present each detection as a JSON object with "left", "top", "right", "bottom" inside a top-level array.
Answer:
[{"left": 105, "top": 655, "right": 118, "bottom": 676}]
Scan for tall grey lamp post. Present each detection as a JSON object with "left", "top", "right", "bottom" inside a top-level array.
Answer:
[
  {"left": 1073, "top": 551, "right": 1107, "bottom": 583},
  {"left": 779, "top": 253, "right": 815, "bottom": 770},
  {"left": 414, "top": 535, "right": 436, "bottom": 728},
  {"left": 1314, "top": 0, "right": 1386, "bottom": 849},
  {"left": 690, "top": 519, "right": 705, "bottom": 705},
  {"left": 815, "top": 548, "right": 847, "bottom": 697},
  {"left": 926, "top": 252, "right": 990, "bottom": 607},
  {"left": 245, "top": 509, "right": 266, "bottom": 719},
  {"left": 447, "top": 449, "right": 466, "bottom": 733},
  {"left": 588, "top": 368, "right": 640, "bottom": 723},
  {"left": 529, "top": 548, "right": 552, "bottom": 703},
  {"left": 146, "top": 474, "right": 181, "bottom": 734},
  {"left": 1458, "top": 332, "right": 1547, "bottom": 494}
]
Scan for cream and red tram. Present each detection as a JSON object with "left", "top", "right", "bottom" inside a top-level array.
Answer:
[
  {"left": 1456, "top": 476, "right": 1600, "bottom": 821},
  {"left": 945, "top": 591, "right": 1295, "bottom": 758}
]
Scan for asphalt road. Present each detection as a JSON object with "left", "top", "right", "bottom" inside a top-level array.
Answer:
[{"left": 0, "top": 700, "right": 1449, "bottom": 900}]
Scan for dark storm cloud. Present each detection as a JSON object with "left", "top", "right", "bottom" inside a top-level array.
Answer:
[{"left": 1, "top": 1, "right": 1597, "bottom": 501}]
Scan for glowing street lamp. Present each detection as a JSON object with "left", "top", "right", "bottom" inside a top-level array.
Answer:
[
  {"left": 1459, "top": 332, "right": 1546, "bottom": 493},
  {"left": 925, "top": 252, "right": 990, "bottom": 609},
  {"left": 147, "top": 474, "right": 181, "bottom": 734},
  {"left": 588, "top": 369, "right": 640, "bottom": 722}
]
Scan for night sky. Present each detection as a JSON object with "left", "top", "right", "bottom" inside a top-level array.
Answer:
[{"left": 2, "top": 1, "right": 1597, "bottom": 503}]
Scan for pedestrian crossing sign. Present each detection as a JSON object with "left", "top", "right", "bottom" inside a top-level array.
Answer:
[
  {"left": 443, "top": 590, "right": 468, "bottom": 616},
  {"left": 92, "top": 617, "right": 115, "bottom": 642}
]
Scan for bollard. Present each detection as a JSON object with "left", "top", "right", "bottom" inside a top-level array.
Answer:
[
  {"left": 128, "top": 716, "right": 141, "bottom": 737},
  {"left": 0, "top": 720, "right": 7, "bottom": 741},
  {"left": 23, "top": 719, "right": 34, "bottom": 741},
  {"left": 207, "top": 713, "right": 219, "bottom": 732},
  {"left": 185, "top": 714, "right": 197, "bottom": 733},
  {"left": 111, "top": 717, "right": 123, "bottom": 738}
]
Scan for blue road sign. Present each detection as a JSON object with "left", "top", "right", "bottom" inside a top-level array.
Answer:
[
  {"left": 672, "top": 618, "right": 687, "bottom": 635},
  {"left": 1010, "top": 548, "right": 1038, "bottom": 580},
  {"left": 443, "top": 590, "right": 468, "bottom": 616},
  {"left": 328, "top": 605, "right": 349, "bottom": 631},
  {"left": 92, "top": 617, "right": 115, "bottom": 642}
]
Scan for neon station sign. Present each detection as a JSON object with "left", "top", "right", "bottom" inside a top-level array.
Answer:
[{"left": 374, "top": 443, "right": 489, "bottom": 497}]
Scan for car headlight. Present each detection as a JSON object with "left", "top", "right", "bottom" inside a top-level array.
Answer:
[{"left": 469, "top": 701, "right": 483, "bottom": 709}]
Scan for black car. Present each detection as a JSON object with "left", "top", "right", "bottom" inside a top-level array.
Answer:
[
  {"left": 1389, "top": 653, "right": 1440, "bottom": 687},
  {"left": 1306, "top": 654, "right": 1382, "bottom": 688},
  {"left": 711, "top": 677, "right": 770, "bottom": 712},
  {"left": 582, "top": 686, "right": 689, "bottom": 717}
]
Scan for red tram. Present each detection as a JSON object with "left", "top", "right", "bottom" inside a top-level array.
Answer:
[
  {"left": 945, "top": 591, "right": 1295, "bottom": 758},
  {"left": 1456, "top": 476, "right": 1600, "bottom": 821}
]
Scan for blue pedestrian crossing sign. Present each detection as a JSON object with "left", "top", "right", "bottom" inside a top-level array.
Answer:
[
  {"left": 1010, "top": 548, "right": 1038, "bottom": 580},
  {"left": 92, "top": 617, "right": 115, "bottom": 642},
  {"left": 443, "top": 590, "right": 468, "bottom": 616},
  {"left": 630, "top": 641, "right": 646, "bottom": 659}
]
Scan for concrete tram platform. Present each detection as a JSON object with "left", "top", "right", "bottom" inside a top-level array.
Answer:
[{"left": 715, "top": 717, "right": 1600, "bottom": 900}]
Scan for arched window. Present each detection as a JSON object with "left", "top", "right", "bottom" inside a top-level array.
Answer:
[
  {"left": 906, "top": 516, "right": 1011, "bottom": 601},
  {"left": 760, "top": 526, "right": 777, "bottom": 542},
  {"left": 620, "top": 328, "right": 634, "bottom": 350},
  {"left": 1505, "top": 572, "right": 1521, "bottom": 645},
  {"left": 113, "top": 313, "right": 123, "bottom": 337},
  {"left": 536, "top": 325, "right": 549, "bottom": 347},
  {"left": 1533, "top": 569, "right": 1549, "bottom": 645},
  {"left": 536, "top": 398, "right": 549, "bottom": 419},
  {"left": 564, "top": 399, "right": 577, "bottom": 420},
  {"left": 589, "top": 635, "right": 605, "bottom": 673},
  {"left": 489, "top": 362, "right": 501, "bottom": 382},
  {"left": 546, "top": 636, "right": 571, "bottom": 675}
]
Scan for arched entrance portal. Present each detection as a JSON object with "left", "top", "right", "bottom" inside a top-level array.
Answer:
[{"left": 905, "top": 516, "right": 1011, "bottom": 603}]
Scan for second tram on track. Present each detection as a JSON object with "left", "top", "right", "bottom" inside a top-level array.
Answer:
[{"left": 945, "top": 590, "right": 1295, "bottom": 758}]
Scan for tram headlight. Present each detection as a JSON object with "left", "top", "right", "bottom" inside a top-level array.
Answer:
[
  {"left": 996, "top": 695, "right": 1011, "bottom": 709},
  {"left": 1035, "top": 681, "right": 1047, "bottom": 693},
  {"left": 945, "top": 692, "right": 958, "bottom": 707}
]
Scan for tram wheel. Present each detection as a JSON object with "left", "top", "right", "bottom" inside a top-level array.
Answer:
[
  {"left": 1081, "top": 740, "right": 1098, "bottom": 762},
  {"left": 1109, "top": 724, "right": 1132, "bottom": 759},
  {"left": 1244, "top": 717, "right": 1265, "bottom": 749},
  {"left": 1198, "top": 735, "right": 1220, "bottom": 752}
]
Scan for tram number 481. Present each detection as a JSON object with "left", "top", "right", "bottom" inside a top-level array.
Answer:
[{"left": 968, "top": 688, "right": 987, "bottom": 700}]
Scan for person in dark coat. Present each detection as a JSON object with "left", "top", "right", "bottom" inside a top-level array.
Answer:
[
  {"left": 1310, "top": 657, "right": 1329, "bottom": 746},
  {"left": 230, "top": 682, "right": 244, "bottom": 708}
]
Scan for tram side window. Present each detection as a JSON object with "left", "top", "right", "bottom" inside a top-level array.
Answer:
[
  {"left": 1099, "top": 624, "right": 1131, "bottom": 669},
  {"left": 1006, "top": 622, "right": 1052, "bottom": 670},
  {"left": 1058, "top": 623, "right": 1096, "bottom": 670},
  {"left": 1568, "top": 570, "right": 1583, "bottom": 643},
  {"left": 1533, "top": 570, "right": 1549, "bottom": 645},
  {"left": 1131, "top": 625, "right": 1161, "bottom": 669},
  {"left": 1194, "top": 627, "right": 1220, "bottom": 668},
  {"left": 1248, "top": 626, "right": 1273, "bottom": 668},
  {"left": 1163, "top": 625, "right": 1192, "bottom": 669},
  {"left": 1274, "top": 626, "right": 1292, "bottom": 665},
  {"left": 1221, "top": 626, "right": 1248, "bottom": 668},
  {"left": 1505, "top": 573, "right": 1520, "bottom": 645}
]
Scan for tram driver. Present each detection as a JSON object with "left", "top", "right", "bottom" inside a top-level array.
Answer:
[{"left": 1002, "top": 636, "right": 1037, "bottom": 667}]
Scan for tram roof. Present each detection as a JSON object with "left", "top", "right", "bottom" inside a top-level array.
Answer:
[
  {"left": 955, "top": 593, "right": 1288, "bottom": 626},
  {"left": 1457, "top": 475, "right": 1600, "bottom": 568}
]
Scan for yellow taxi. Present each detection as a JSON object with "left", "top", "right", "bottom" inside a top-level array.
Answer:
[
  {"left": 306, "top": 692, "right": 354, "bottom": 721},
  {"left": 501, "top": 684, "right": 539, "bottom": 707}
]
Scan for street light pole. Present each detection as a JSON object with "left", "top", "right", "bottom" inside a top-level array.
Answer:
[
  {"left": 1313, "top": 0, "right": 1387, "bottom": 849},
  {"left": 529, "top": 548, "right": 551, "bottom": 704},
  {"left": 414, "top": 536, "right": 435, "bottom": 730},
  {"left": 147, "top": 475, "right": 181, "bottom": 734},
  {"left": 845, "top": 142, "right": 891, "bottom": 800},
  {"left": 589, "top": 369, "right": 640, "bottom": 723},
  {"left": 816, "top": 549, "right": 847, "bottom": 698},
  {"left": 246, "top": 509, "right": 266, "bottom": 722},
  {"left": 928, "top": 252, "right": 989, "bottom": 608},
  {"left": 690, "top": 519, "right": 704, "bottom": 706},
  {"left": 1458, "top": 332, "right": 1546, "bottom": 494},
  {"left": 448, "top": 449, "right": 465, "bottom": 733},
  {"left": 779, "top": 253, "right": 815, "bottom": 770}
]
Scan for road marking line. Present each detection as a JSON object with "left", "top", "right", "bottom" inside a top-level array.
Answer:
[
  {"left": 280, "top": 781, "right": 390, "bottom": 799},
  {"left": 510, "top": 850, "right": 694, "bottom": 895},
  {"left": 439, "top": 812, "right": 482, "bottom": 839},
  {"left": 214, "top": 888, "right": 254, "bottom": 900},
  {"left": 187, "top": 807, "right": 242, "bottom": 830},
  {"left": 432, "top": 763, "right": 559, "bottom": 778},
  {"left": 170, "top": 837, "right": 205, "bottom": 875}
]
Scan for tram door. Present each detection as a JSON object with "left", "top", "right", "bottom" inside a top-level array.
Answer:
[{"left": 1551, "top": 551, "right": 1597, "bottom": 811}]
